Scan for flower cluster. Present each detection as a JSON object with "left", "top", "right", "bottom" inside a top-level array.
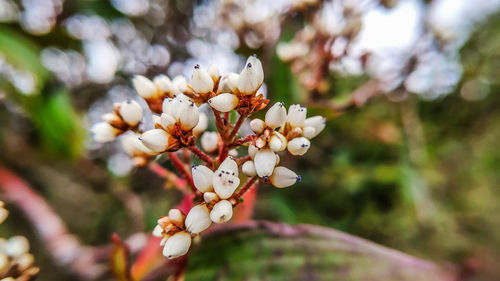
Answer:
[
  {"left": 90, "top": 55, "right": 325, "bottom": 259},
  {"left": 0, "top": 201, "right": 39, "bottom": 280}
]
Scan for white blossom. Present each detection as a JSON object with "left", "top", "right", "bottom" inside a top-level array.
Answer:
[
  {"left": 191, "top": 64, "right": 214, "bottom": 94},
  {"left": 265, "top": 102, "right": 287, "bottom": 128},
  {"left": 213, "top": 157, "right": 240, "bottom": 199},
  {"left": 179, "top": 101, "right": 200, "bottom": 131},
  {"left": 185, "top": 204, "right": 212, "bottom": 234},
  {"left": 192, "top": 165, "right": 214, "bottom": 193},
  {"left": 304, "top": 116, "right": 326, "bottom": 139},
  {"left": 208, "top": 93, "right": 239, "bottom": 112},
  {"left": 139, "top": 129, "right": 170, "bottom": 152},
  {"left": 208, "top": 64, "right": 220, "bottom": 83},
  {"left": 254, "top": 149, "right": 277, "bottom": 178},
  {"left": 193, "top": 112, "right": 208, "bottom": 134},
  {"left": 91, "top": 122, "right": 118, "bottom": 142},
  {"left": 201, "top": 131, "right": 219, "bottom": 153},
  {"left": 203, "top": 192, "right": 218, "bottom": 203},
  {"left": 287, "top": 104, "right": 307, "bottom": 127},
  {"left": 237, "top": 56, "right": 264, "bottom": 95},
  {"left": 119, "top": 100, "right": 143, "bottom": 126},
  {"left": 154, "top": 75, "right": 180, "bottom": 95},
  {"left": 132, "top": 75, "right": 157, "bottom": 98},
  {"left": 210, "top": 200, "right": 233, "bottom": 223},
  {"left": 270, "top": 167, "right": 301, "bottom": 188},
  {"left": 287, "top": 137, "right": 310, "bottom": 156},
  {"left": 242, "top": 160, "right": 257, "bottom": 177},
  {"left": 163, "top": 231, "right": 191, "bottom": 259},
  {"left": 249, "top": 119, "right": 266, "bottom": 134}
]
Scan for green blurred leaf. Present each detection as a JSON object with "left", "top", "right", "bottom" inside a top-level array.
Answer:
[{"left": 186, "top": 221, "right": 456, "bottom": 281}]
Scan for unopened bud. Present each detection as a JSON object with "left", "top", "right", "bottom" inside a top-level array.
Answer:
[
  {"left": 191, "top": 65, "right": 214, "bottom": 94},
  {"left": 210, "top": 200, "right": 233, "bottom": 223},
  {"left": 287, "top": 137, "right": 310, "bottom": 156},
  {"left": 237, "top": 56, "right": 264, "bottom": 95},
  {"left": 91, "top": 122, "right": 119, "bottom": 143},
  {"left": 133, "top": 75, "right": 157, "bottom": 98},
  {"left": 242, "top": 161, "right": 257, "bottom": 177},
  {"left": 201, "top": 132, "right": 219, "bottom": 153},
  {"left": 287, "top": 104, "right": 307, "bottom": 127},
  {"left": 119, "top": 100, "right": 143, "bottom": 126},
  {"left": 249, "top": 119, "right": 266, "bottom": 134},
  {"left": 254, "top": 149, "right": 277, "bottom": 178},
  {"left": 179, "top": 101, "right": 200, "bottom": 131},
  {"left": 140, "top": 129, "right": 170, "bottom": 152},
  {"left": 270, "top": 166, "right": 300, "bottom": 188},
  {"left": 208, "top": 93, "right": 239, "bottom": 112},
  {"left": 265, "top": 102, "right": 286, "bottom": 128},
  {"left": 192, "top": 165, "right": 214, "bottom": 193},
  {"left": 163, "top": 231, "right": 191, "bottom": 259},
  {"left": 207, "top": 64, "right": 220, "bottom": 83},
  {"left": 185, "top": 204, "right": 212, "bottom": 234}
]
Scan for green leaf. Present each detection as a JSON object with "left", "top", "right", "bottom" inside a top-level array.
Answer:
[{"left": 186, "top": 221, "right": 456, "bottom": 281}]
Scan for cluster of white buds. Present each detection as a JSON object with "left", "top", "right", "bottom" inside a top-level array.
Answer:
[
  {"left": 0, "top": 201, "right": 39, "bottom": 280},
  {"left": 152, "top": 157, "right": 239, "bottom": 258},
  {"left": 243, "top": 102, "right": 325, "bottom": 187},
  {"left": 91, "top": 99, "right": 143, "bottom": 142}
]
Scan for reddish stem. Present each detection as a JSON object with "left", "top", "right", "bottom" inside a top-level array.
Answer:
[
  {"left": 211, "top": 108, "right": 226, "bottom": 137},
  {"left": 232, "top": 177, "right": 258, "bottom": 205},
  {"left": 149, "top": 162, "right": 187, "bottom": 191},
  {"left": 228, "top": 135, "right": 254, "bottom": 149},
  {"left": 223, "top": 112, "right": 229, "bottom": 125},
  {"left": 189, "top": 146, "right": 214, "bottom": 167},
  {"left": 227, "top": 114, "right": 246, "bottom": 142},
  {"left": 168, "top": 152, "right": 197, "bottom": 194},
  {"left": 236, "top": 155, "right": 252, "bottom": 166}
]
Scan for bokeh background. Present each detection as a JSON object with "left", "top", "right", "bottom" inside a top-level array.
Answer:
[{"left": 0, "top": 0, "right": 499, "bottom": 280}]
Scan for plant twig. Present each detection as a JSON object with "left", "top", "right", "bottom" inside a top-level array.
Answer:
[
  {"left": 188, "top": 146, "right": 214, "bottom": 167},
  {"left": 226, "top": 114, "right": 246, "bottom": 142},
  {"left": 232, "top": 177, "right": 257, "bottom": 205},
  {"left": 168, "top": 152, "right": 197, "bottom": 194}
]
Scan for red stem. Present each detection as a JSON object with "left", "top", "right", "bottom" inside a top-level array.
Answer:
[
  {"left": 232, "top": 177, "right": 257, "bottom": 205},
  {"left": 211, "top": 108, "right": 226, "bottom": 136},
  {"left": 189, "top": 146, "right": 214, "bottom": 167},
  {"left": 228, "top": 135, "right": 254, "bottom": 149},
  {"left": 168, "top": 152, "right": 196, "bottom": 194},
  {"left": 227, "top": 114, "right": 246, "bottom": 142}
]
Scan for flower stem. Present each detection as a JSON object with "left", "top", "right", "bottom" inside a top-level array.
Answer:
[
  {"left": 189, "top": 146, "right": 214, "bottom": 167},
  {"left": 227, "top": 114, "right": 246, "bottom": 142},
  {"left": 168, "top": 152, "right": 197, "bottom": 194},
  {"left": 232, "top": 176, "right": 258, "bottom": 205}
]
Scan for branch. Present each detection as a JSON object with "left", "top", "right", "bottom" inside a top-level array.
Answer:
[
  {"left": 188, "top": 146, "right": 214, "bottom": 167},
  {"left": 232, "top": 177, "right": 258, "bottom": 205},
  {"left": 168, "top": 152, "right": 197, "bottom": 194},
  {"left": 226, "top": 114, "right": 246, "bottom": 142}
]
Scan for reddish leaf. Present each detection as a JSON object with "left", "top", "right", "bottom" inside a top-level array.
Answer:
[{"left": 110, "top": 233, "right": 131, "bottom": 281}]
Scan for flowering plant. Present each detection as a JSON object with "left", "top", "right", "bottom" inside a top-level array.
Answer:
[{"left": 91, "top": 55, "right": 325, "bottom": 259}]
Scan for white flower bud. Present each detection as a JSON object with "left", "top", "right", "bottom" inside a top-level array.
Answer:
[
  {"left": 163, "top": 231, "right": 191, "bottom": 259},
  {"left": 203, "top": 192, "right": 217, "bottom": 203},
  {"left": 242, "top": 161, "right": 256, "bottom": 177},
  {"left": 191, "top": 65, "right": 214, "bottom": 94},
  {"left": 102, "top": 112, "right": 120, "bottom": 123},
  {"left": 161, "top": 113, "right": 176, "bottom": 130},
  {"left": 91, "top": 122, "right": 118, "bottom": 142},
  {"left": 119, "top": 100, "right": 143, "bottom": 126},
  {"left": 213, "top": 157, "right": 240, "bottom": 199},
  {"left": 173, "top": 75, "right": 189, "bottom": 93},
  {"left": 255, "top": 137, "right": 266, "bottom": 148},
  {"left": 218, "top": 73, "right": 239, "bottom": 93},
  {"left": 254, "top": 149, "right": 277, "bottom": 178},
  {"left": 192, "top": 165, "right": 214, "bottom": 193},
  {"left": 304, "top": 116, "right": 326, "bottom": 139},
  {"left": 270, "top": 166, "right": 301, "bottom": 188},
  {"left": 160, "top": 237, "right": 168, "bottom": 246},
  {"left": 3, "top": 236, "right": 29, "bottom": 257},
  {"left": 154, "top": 75, "right": 180, "bottom": 95},
  {"left": 168, "top": 96, "right": 188, "bottom": 120},
  {"left": 185, "top": 204, "right": 212, "bottom": 234},
  {"left": 287, "top": 137, "right": 310, "bottom": 156},
  {"left": 287, "top": 104, "right": 307, "bottom": 127},
  {"left": 210, "top": 200, "right": 233, "bottom": 223},
  {"left": 208, "top": 93, "right": 239, "bottom": 112},
  {"left": 121, "top": 133, "right": 154, "bottom": 155},
  {"left": 162, "top": 98, "right": 174, "bottom": 115},
  {"left": 152, "top": 114, "right": 162, "bottom": 127},
  {"left": 265, "top": 102, "right": 286, "bottom": 128},
  {"left": 152, "top": 225, "right": 163, "bottom": 237},
  {"left": 17, "top": 253, "right": 34, "bottom": 271},
  {"left": 193, "top": 113, "right": 208, "bottom": 134},
  {"left": 140, "top": 129, "right": 170, "bottom": 152},
  {"left": 168, "top": 209, "right": 184, "bottom": 225},
  {"left": 303, "top": 126, "right": 316, "bottom": 139},
  {"left": 248, "top": 144, "right": 258, "bottom": 159},
  {"left": 249, "top": 119, "right": 265, "bottom": 134},
  {"left": 228, "top": 149, "right": 238, "bottom": 157},
  {"left": 201, "top": 132, "right": 219, "bottom": 153},
  {"left": 208, "top": 64, "right": 220, "bottom": 83},
  {"left": 179, "top": 101, "right": 200, "bottom": 131},
  {"left": 237, "top": 56, "right": 264, "bottom": 95},
  {"left": 269, "top": 134, "right": 283, "bottom": 152},
  {"left": 275, "top": 132, "right": 288, "bottom": 151},
  {"left": 133, "top": 75, "right": 157, "bottom": 98}
]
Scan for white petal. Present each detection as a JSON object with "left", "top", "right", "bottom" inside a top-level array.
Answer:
[
  {"left": 218, "top": 73, "right": 239, "bottom": 93},
  {"left": 303, "top": 126, "right": 316, "bottom": 139},
  {"left": 212, "top": 172, "right": 240, "bottom": 199},
  {"left": 249, "top": 119, "right": 265, "bottom": 134},
  {"left": 265, "top": 102, "right": 286, "bottom": 128},
  {"left": 133, "top": 75, "right": 157, "bottom": 98},
  {"left": 254, "top": 149, "right": 277, "bottom": 178},
  {"left": 237, "top": 56, "right": 264, "bottom": 95},
  {"left": 270, "top": 166, "right": 300, "bottom": 188},
  {"left": 275, "top": 132, "right": 288, "bottom": 151},
  {"left": 192, "top": 165, "right": 214, "bottom": 193},
  {"left": 91, "top": 122, "right": 118, "bottom": 142},
  {"left": 169, "top": 96, "right": 188, "bottom": 120},
  {"left": 201, "top": 132, "right": 219, "bottom": 153},
  {"left": 179, "top": 101, "right": 200, "bottom": 131},
  {"left": 173, "top": 75, "right": 190, "bottom": 93},
  {"left": 208, "top": 64, "right": 220, "bottom": 83},
  {"left": 154, "top": 75, "right": 180, "bottom": 95},
  {"left": 121, "top": 133, "right": 153, "bottom": 155},
  {"left": 4, "top": 236, "right": 29, "bottom": 257},
  {"left": 248, "top": 144, "right": 258, "bottom": 159},
  {"left": 152, "top": 225, "right": 163, "bottom": 237},
  {"left": 242, "top": 161, "right": 256, "bottom": 177},
  {"left": 269, "top": 134, "right": 283, "bottom": 152},
  {"left": 140, "top": 129, "right": 169, "bottom": 152},
  {"left": 193, "top": 113, "right": 208, "bottom": 134},
  {"left": 208, "top": 93, "right": 239, "bottom": 112},
  {"left": 304, "top": 116, "right": 326, "bottom": 138},
  {"left": 161, "top": 113, "right": 176, "bottom": 130},
  {"left": 162, "top": 97, "right": 174, "bottom": 114},
  {"left": 203, "top": 192, "right": 217, "bottom": 203},
  {"left": 168, "top": 209, "right": 184, "bottom": 225},
  {"left": 287, "top": 104, "right": 307, "bottom": 127},
  {"left": 119, "top": 100, "right": 143, "bottom": 126},
  {"left": 210, "top": 200, "right": 233, "bottom": 223},
  {"left": 185, "top": 204, "right": 212, "bottom": 234},
  {"left": 102, "top": 112, "right": 120, "bottom": 123},
  {"left": 287, "top": 137, "right": 310, "bottom": 156},
  {"left": 217, "top": 157, "right": 238, "bottom": 175},
  {"left": 191, "top": 65, "right": 214, "bottom": 94},
  {"left": 163, "top": 231, "right": 191, "bottom": 259}
]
